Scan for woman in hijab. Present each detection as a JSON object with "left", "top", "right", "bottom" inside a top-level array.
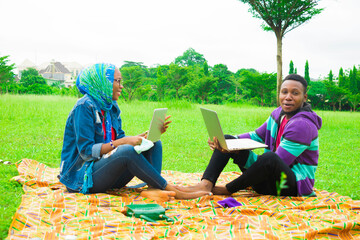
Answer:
[{"left": 59, "top": 63, "right": 209, "bottom": 201}]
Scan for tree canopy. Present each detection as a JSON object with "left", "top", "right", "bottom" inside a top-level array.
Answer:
[
  {"left": 174, "top": 48, "right": 206, "bottom": 67},
  {"left": 239, "top": 0, "right": 323, "bottom": 104},
  {"left": 0, "top": 55, "right": 15, "bottom": 93}
]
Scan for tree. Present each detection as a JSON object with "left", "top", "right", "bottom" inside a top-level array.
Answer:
[
  {"left": 325, "top": 81, "right": 347, "bottom": 111},
  {"left": 121, "top": 61, "right": 146, "bottom": 69},
  {"left": 120, "top": 66, "right": 145, "bottom": 101},
  {"left": 166, "top": 63, "right": 189, "bottom": 99},
  {"left": 174, "top": 48, "right": 206, "bottom": 67},
  {"left": 185, "top": 74, "right": 216, "bottom": 103},
  {"left": 289, "top": 60, "right": 294, "bottom": 74},
  {"left": 155, "top": 66, "right": 168, "bottom": 101},
  {"left": 20, "top": 68, "right": 47, "bottom": 87},
  {"left": 0, "top": 55, "right": 15, "bottom": 93},
  {"left": 357, "top": 66, "right": 360, "bottom": 93},
  {"left": 350, "top": 66, "right": 358, "bottom": 93},
  {"left": 338, "top": 67, "right": 345, "bottom": 88},
  {"left": 228, "top": 74, "right": 242, "bottom": 103},
  {"left": 304, "top": 60, "right": 310, "bottom": 84},
  {"left": 307, "top": 81, "right": 327, "bottom": 109},
  {"left": 203, "top": 61, "right": 209, "bottom": 76},
  {"left": 239, "top": 0, "right": 323, "bottom": 105},
  {"left": 328, "top": 70, "right": 333, "bottom": 82},
  {"left": 349, "top": 68, "right": 358, "bottom": 94},
  {"left": 348, "top": 93, "right": 360, "bottom": 112},
  {"left": 212, "top": 64, "right": 232, "bottom": 99},
  {"left": 242, "top": 71, "right": 277, "bottom": 106}
]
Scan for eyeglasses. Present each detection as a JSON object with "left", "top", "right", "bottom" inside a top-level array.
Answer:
[{"left": 114, "top": 78, "right": 122, "bottom": 85}]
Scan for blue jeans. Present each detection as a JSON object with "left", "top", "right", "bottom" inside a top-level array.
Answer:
[{"left": 88, "top": 141, "right": 166, "bottom": 193}]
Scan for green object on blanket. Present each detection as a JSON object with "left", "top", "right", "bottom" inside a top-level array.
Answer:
[{"left": 125, "top": 204, "right": 174, "bottom": 223}]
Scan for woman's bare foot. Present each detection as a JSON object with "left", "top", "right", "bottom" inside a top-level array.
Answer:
[
  {"left": 140, "top": 188, "right": 211, "bottom": 201},
  {"left": 173, "top": 180, "right": 213, "bottom": 193},
  {"left": 166, "top": 184, "right": 212, "bottom": 199},
  {"left": 174, "top": 190, "right": 211, "bottom": 199},
  {"left": 140, "top": 190, "right": 176, "bottom": 202}
]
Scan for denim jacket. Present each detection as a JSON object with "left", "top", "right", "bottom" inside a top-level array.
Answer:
[{"left": 59, "top": 94, "right": 125, "bottom": 191}]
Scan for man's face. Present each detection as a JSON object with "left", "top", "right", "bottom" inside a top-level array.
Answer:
[{"left": 279, "top": 80, "right": 307, "bottom": 115}]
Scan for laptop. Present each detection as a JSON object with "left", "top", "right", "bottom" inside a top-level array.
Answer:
[
  {"left": 146, "top": 108, "right": 168, "bottom": 142},
  {"left": 200, "top": 107, "right": 268, "bottom": 151}
]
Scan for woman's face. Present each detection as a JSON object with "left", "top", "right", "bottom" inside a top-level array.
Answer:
[
  {"left": 112, "top": 68, "right": 123, "bottom": 100},
  {"left": 279, "top": 80, "right": 307, "bottom": 116}
]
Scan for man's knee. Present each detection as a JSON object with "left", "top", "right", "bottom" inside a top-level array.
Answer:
[
  {"left": 224, "top": 134, "right": 237, "bottom": 139},
  {"left": 258, "top": 152, "right": 282, "bottom": 165}
]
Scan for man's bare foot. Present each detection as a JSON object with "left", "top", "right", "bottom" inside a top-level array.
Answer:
[
  {"left": 140, "top": 190, "right": 176, "bottom": 202},
  {"left": 173, "top": 180, "right": 213, "bottom": 193},
  {"left": 212, "top": 185, "right": 231, "bottom": 195}
]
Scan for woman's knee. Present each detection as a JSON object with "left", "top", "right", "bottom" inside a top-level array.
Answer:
[
  {"left": 153, "top": 140, "right": 162, "bottom": 149},
  {"left": 112, "top": 144, "right": 137, "bottom": 159}
]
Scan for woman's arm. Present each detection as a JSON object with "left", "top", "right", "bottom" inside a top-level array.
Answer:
[{"left": 100, "top": 136, "right": 144, "bottom": 155}]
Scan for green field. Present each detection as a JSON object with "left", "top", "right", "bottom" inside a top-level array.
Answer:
[{"left": 1, "top": 94, "right": 359, "bottom": 239}]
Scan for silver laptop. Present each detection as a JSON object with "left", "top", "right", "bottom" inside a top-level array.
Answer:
[
  {"left": 146, "top": 108, "right": 168, "bottom": 142},
  {"left": 200, "top": 107, "right": 268, "bottom": 151}
]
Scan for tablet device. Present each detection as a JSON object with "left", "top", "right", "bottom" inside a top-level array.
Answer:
[{"left": 147, "top": 108, "right": 168, "bottom": 142}]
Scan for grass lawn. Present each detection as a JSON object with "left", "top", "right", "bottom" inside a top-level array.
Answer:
[{"left": 0, "top": 94, "right": 359, "bottom": 239}]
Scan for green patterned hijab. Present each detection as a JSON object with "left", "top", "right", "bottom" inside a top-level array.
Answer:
[{"left": 76, "top": 63, "right": 115, "bottom": 111}]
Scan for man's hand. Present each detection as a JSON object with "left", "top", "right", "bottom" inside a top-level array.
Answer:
[{"left": 208, "top": 137, "right": 229, "bottom": 153}]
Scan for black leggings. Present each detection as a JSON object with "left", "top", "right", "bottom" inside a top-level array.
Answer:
[{"left": 202, "top": 135, "right": 298, "bottom": 196}]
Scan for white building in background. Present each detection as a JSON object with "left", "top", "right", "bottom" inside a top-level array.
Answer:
[
  {"left": 17, "top": 59, "right": 83, "bottom": 87},
  {"left": 17, "top": 59, "right": 37, "bottom": 78},
  {"left": 39, "top": 61, "right": 72, "bottom": 86}
]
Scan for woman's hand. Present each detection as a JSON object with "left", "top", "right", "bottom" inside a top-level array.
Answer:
[
  {"left": 138, "top": 131, "right": 148, "bottom": 138},
  {"left": 208, "top": 137, "right": 229, "bottom": 153},
  {"left": 161, "top": 115, "right": 172, "bottom": 134},
  {"left": 121, "top": 136, "right": 143, "bottom": 146}
]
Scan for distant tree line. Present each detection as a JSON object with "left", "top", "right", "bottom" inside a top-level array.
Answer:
[
  {"left": 1, "top": 50, "right": 359, "bottom": 111},
  {"left": 289, "top": 60, "right": 360, "bottom": 111}
]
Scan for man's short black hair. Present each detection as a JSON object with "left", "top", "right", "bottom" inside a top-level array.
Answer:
[{"left": 283, "top": 74, "right": 308, "bottom": 92}]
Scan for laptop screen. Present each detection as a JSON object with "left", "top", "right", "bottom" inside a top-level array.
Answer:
[{"left": 200, "top": 107, "right": 228, "bottom": 148}]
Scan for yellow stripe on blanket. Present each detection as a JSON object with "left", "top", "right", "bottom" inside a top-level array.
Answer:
[{"left": 7, "top": 159, "right": 360, "bottom": 239}]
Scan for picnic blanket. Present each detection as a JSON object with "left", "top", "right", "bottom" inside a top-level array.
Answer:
[{"left": 7, "top": 159, "right": 360, "bottom": 239}]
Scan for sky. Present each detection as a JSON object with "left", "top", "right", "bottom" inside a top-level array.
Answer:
[{"left": 1, "top": 0, "right": 359, "bottom": 79}]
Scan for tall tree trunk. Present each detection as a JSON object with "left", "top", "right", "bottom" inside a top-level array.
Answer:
[
  {"left": 339, "top": 99, "right": 342, "bottom": 111},
  {"left": 235, "top": 86, "right": 238, "bottom": 102},
  {"left": 276, "top": 34, "right": 283, "bottom": 106}
]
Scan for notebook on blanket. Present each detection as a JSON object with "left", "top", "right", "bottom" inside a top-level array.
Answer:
[{"left": 200, "top": 107, "right": 267, "bottom": 151}]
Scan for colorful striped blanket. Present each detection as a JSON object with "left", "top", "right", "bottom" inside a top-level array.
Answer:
[{"left": 8, "top": 159, "right": 360, "bottom": 239}]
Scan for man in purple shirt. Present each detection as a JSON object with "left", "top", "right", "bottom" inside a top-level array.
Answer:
[{"left": 181, "top": 74, "right": 322, "bottom": 197}]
